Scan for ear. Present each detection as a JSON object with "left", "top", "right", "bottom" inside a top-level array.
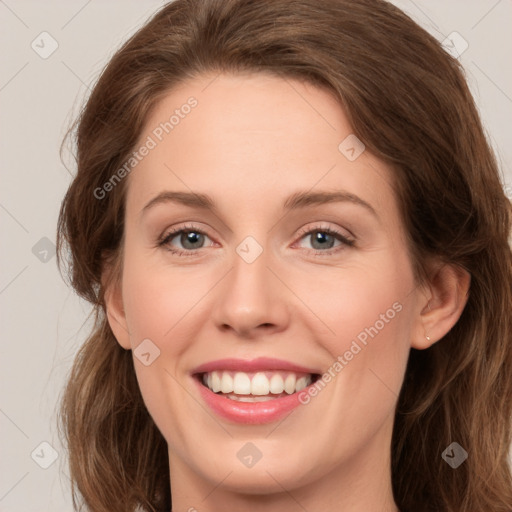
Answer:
[
  {"left": 102, "top": 257, "right": 131, "bottom": 350},
  {"left": 412, "top": 263, "right": 471, "bottom": 350}
]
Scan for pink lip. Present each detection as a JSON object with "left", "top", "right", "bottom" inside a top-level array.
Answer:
[
  {"left": 194, "top": 378, "right": 309, "bottom": 425},
  {"left": 191, "top": 357, "right": 319, "bottom": 375},
  {"left": 191, "top": 357, "right": 320, "bottom": 425}
]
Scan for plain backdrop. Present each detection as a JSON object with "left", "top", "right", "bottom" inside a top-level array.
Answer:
[{"left": 1, "top": 1, "right": 511, "bottom": 510}]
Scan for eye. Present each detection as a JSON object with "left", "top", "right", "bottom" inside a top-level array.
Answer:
[
  {"left": 295, "top": 225, "right": 355, "bottom": 254},
  {"left": 157, "top": 223, "right": 355, "bottom": 257},
  {"left": 158, "top": 224, "right": 214, "bottom": 256}
]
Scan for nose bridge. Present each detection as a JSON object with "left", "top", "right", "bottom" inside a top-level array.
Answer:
[{"left": 211, "top": 236, "right": 289, "bottom": 335}]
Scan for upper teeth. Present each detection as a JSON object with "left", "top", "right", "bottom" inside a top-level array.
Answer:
[{"left": 202, "top": 371, "right": 312, "bottom": 395}]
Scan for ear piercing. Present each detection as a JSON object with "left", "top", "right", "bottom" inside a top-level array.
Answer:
[{"left": 426, "top": 301, "right": 432, "bottom": 340}]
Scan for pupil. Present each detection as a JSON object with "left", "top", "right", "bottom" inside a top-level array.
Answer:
[
  {"left": 312, "top": 231, "right": 334, "bottom": 250},
  {"left": 182, "top": 231, "right": 203, "bottom": 249}
]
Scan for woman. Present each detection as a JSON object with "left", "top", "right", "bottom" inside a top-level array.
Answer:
[{"left": 56, "top": 0, "right": 512, "bottom": 511}]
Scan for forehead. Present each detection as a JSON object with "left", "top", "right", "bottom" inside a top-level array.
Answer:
[{"left": 125, "top": 72, "right": 397, "bottom": 222}]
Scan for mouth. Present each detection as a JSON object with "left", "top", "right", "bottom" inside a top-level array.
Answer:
[
  {"left": 191, "top": 357, "right": 322, "bottom": 424},
  {"left": 196, "top": 370, "right": 321, "bottom": 402}
]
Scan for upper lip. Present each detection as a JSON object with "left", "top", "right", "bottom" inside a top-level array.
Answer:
[{"left": 191, "top": 357, "right": 320, "bottom": 375}]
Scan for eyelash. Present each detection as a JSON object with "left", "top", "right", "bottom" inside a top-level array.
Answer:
[{"left": 157, "top": 223, "right": 355, "bottom": 257}]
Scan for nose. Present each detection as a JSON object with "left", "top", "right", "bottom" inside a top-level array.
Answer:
[{"left": 211, "top": 247, "right": 290, "bottom": 338}]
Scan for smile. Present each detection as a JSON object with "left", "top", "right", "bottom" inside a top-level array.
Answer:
[
  {"left": 200, "top": 370, "right": 315, "bottom": 401},
  {"left": 192, "top": 358, "right": 321, "bottom": 424}
]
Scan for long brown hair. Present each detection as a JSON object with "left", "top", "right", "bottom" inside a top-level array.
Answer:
[{"left": 56, "top": 0, "right": 512, "bottom": 510}]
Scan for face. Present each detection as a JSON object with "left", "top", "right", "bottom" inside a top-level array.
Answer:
[{"left": 107, "top": 72, "right": 427, "bottom": 504}]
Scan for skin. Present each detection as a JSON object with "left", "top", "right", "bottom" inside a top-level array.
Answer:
[{"left": 104, "top": 72, "right": 470, "bottom": 512}]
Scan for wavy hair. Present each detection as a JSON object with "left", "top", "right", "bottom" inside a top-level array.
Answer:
[{"left": 56, "top": 0, "right": 512, "bottom": 510}]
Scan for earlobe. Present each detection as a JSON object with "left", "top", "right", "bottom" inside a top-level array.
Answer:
[
  {"left": 102, "top": 263, "right": 131, "bottom": 351},
  {"left": 412, "top": 263, "right": 471, "bottom": 350}
]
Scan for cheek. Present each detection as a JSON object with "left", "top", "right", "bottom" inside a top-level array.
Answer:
[
  {"left": 291, "top": 253, "right": 414, "bottom": 424},
  {"left": 282, "top": 260, "right": 414, "bottom": 451},
  {"left": 293, "top": 259, "right": 413, "bottom": 356},
  {"left": 119, "top": 251, "right": 215, "bottom": 444},
  {"left": 121, "top": 251, "right": 216, "bottom": 347}
]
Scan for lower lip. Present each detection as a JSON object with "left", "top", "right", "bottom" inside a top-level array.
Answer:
[{"left": 194, "top": 377, "right": 308, "bottom": 424}]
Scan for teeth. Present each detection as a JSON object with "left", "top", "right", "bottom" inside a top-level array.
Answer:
[
  {"left": 295, "top": 376, "right": 308, "bottom": 392},
  {"left": 269, "top": 374, "right": 285, "bottom": 394},
  {"left": 226, "top": 394, "right": 277, "bottom": 402},
  {"left": 284, "top": 374, "right": 296, "bottom": 394},
  {"left": 201, "top": 370, "right": 313, "bottom": 397},
  {"left": 233, "top": 372, "right": 251, "bottom": 394},
  {"left": 220, "top": 373, "right": 233, "bottom": 393},
  {"left": 251, "top": 372, "right": 270, "bottom": 395},
  {"left": 211, "top": 372, "right": 221, "bottom": 392}
]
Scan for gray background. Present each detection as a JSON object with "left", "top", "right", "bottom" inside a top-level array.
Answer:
[{"left": 1, "top": 1, "right": 511, "bottom": 510}]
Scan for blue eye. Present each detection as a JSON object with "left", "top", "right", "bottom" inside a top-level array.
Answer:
[
  {"left": 174, "top": 231, "right": 206, "bottom": 250},
  {"left": 297, "top": 227, "right": 354, "bottom": 253},
  {"left": 304, "top": 230, "right": 339, "bottom": 250},
  {"left": 158, "top": 226, "right": 213, "bottom": 256},
  {"left": 158, "top": 224, "right": 354, "bottom": 257}
]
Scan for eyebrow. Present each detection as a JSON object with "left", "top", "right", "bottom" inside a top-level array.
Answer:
[
  {"left": 283, "top": 190, "right": 377, "bottom": 217},
  {"left": 140, "top": 189, "right": 377, "bottom": 218}
]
